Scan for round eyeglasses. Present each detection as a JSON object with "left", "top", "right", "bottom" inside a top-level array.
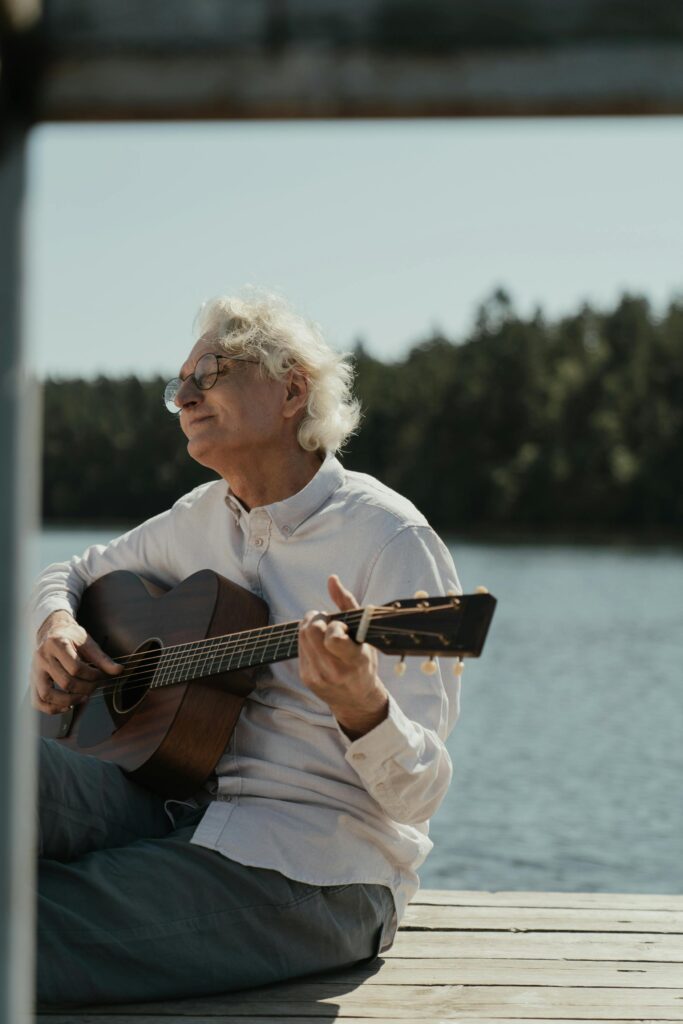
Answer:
[{"left": 164, "top": 353, "right": 257, "bottom": 414}]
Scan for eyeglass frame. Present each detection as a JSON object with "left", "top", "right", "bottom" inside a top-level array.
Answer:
[{"left": 164, "top": 352, "right": 259, "bottom": 414}]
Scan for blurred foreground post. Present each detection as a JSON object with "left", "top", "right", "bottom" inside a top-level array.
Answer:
[{"left": 0, "top": 3, "right": 41, "bottom": 1021}]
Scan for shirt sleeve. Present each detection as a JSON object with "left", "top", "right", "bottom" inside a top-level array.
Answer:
[
  {"left": 30, "top": 507, "right": 180, "bottom": 636},
  {"left": 336, "top": 524, "right": 462, "bottom": 826}
]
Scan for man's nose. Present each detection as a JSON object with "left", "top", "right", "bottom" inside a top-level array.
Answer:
[{"left": 176, "top": 375, "right": 202, "bottom": 409}]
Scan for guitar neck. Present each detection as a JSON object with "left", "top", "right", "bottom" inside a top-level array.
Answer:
[
  {"left": 152, "top": 614, "right": 336, "bottom": 689},
  {"left": 145, "top": 591, "right": 496, "bottom": 691}
]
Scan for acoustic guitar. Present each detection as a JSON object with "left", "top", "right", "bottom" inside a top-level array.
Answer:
[{"left": 40, "top": 569, "right": 496, "bottom": 798}]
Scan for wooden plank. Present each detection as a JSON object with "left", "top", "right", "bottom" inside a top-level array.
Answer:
[
  {"left": 34, "top": 1018, "right": 678, "bottom": 1024},
  {"left": 33, "top": 1015, "right": 679, "bottom": 1024},
  {"left": 403, "top": 903, "right": 683, "bottom": 933},
  {"left": 61, "top": 983, "right": 683, "bottom": 1019},
  {"left": 414, "top": 890, "right": 683, "bottom": 911},
  {"left": 388, "top": 929, "right": 683, "bottom": 960},
  {"left": 35, "top": 889, "right": 683, "bottom": 1022},
  {"left": 307, "top": 958, "right": 683, "bottom": 987}
]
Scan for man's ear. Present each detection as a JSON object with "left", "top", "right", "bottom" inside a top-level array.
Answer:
[{"left": 283, "top": 369, "right": 309, "bottom": 417}]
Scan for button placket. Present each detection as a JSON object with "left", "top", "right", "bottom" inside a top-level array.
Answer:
[{"left": 243, "top": 511, "right": 271, "bottom": 592}]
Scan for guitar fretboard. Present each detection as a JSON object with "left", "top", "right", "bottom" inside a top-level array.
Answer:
[{"left": 148, "top": 615, "right": 347, "bottom": 690}]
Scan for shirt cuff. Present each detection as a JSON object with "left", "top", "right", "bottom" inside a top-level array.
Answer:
[
  {"left": 340, "top": 694, "right": 422, "bottom": 772},
  {"left": 31, "top": 596, "right": 78, "bottom": 637}
]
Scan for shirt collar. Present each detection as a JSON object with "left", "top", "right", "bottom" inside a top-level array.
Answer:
[{"left": 224, "top": 453, "right": 344, "bottom": 537}]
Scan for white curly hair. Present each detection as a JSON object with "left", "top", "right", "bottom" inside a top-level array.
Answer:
[{"left": 194, "top": 292, "right": 361, "bottom": 454}]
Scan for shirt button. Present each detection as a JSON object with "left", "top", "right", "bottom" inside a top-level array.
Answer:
[
  {"left": 253, "top": 537, "right": 264, "bottom": 547},
  {"left": 352, "top": 752, "right": 366, "bottom": 762},
  {"left": 282, "top": 525, "right": 291, "bottom": 535}
]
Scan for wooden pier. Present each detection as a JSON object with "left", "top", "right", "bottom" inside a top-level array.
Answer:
[{"left": 37, "top": 888, "right": 683, "bottom": 1023}]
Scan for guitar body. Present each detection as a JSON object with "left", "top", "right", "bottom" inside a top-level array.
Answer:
[{"left": 40, "top": 570, "right": 269, "bottom": 799}]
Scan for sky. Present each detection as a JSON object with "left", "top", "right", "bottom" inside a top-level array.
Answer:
[{"left": 25, "top": 116, "right": 683, "bottom": 379}]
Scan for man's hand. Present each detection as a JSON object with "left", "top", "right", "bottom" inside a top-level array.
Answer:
[
  {"left": 31, "top": 609, "right": 123, "bottom": 716},
  {"left": 298, "top": 575, "right": 389, "bottom": 740}
]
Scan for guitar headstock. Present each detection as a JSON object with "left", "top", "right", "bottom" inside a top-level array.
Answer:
[{"left": 341, "top": 592, "right": 496, "bottom": 661}]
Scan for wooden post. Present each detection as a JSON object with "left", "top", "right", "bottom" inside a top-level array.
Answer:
[{"left": 0, "top": 3, "right": 41, "bottom": 1019}]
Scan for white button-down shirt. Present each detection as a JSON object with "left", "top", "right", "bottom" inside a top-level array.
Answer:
[{"left": 32, "top": 455, "right": 461, "bottom": 943}]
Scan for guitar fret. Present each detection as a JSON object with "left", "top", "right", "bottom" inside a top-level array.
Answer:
[
  {"left": 161, "top": 645, "right": 177, "bottom": 688},
  {"left": 235, "top": 632, "right": 250, "bottom": 669},
  {"left": 271, "top": 633, "right": 285, "bottom": 661},
  {"left": 272, "top": 624, "right": 286, "bottom": 662},
  {"left": 174, "top": 645, "right": 185, "bottom": 684},
  {"left": 249, "top": 627, "right": 272, "bottom": 668},
  {"left": 152, "top": 649, "right": 166, "bottom": 689},
  {"left": 200, "top": 641, "right": 212, "bottom": 677},
  {"left": 188, "top": 640, "right": 202, "bottom": 683},
  {"left": 179, "top": 643, "right": 189, "bottom": 683},
  {"left": 169, "top": 647, "right": 180, "bottom": 684},
  {"left": 224, "top": 636, "right": 238, "bottom": 673},
  {"left": 203, "top": 638, "right": 219, "bottom": 678}
]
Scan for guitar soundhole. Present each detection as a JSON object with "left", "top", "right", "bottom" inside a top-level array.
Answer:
[{"left": 112, "top": 638, "right": 162, "bottom": 714}]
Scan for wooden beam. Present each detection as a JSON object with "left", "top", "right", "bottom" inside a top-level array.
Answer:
[
  {"left": 21, "top": 1, "right": 683, "bottom": 121},
  {"left": 36, "top": 44, "right": 683, "bottom": 121}
]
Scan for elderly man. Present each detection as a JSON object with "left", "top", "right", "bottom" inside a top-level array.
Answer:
[{"left": 32, "top": 293, "right": 461, "bottom": 1006}]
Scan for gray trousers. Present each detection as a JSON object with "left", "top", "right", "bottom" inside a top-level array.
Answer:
[{"left": 36, "top": 738, "right": 394, "bottom": 1007}]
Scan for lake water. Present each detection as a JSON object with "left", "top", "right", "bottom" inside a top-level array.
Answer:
[{"left": 35, "top": 528, "right": 683, "bottom": 895}]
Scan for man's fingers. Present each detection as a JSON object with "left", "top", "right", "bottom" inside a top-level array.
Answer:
[
  {"left": 31, "top": 688, "right": 64, "bottom": 716},
  {"left": 328, "top": 575, "right": 359, "bottom": 612},
  {"left": 323, "top": 620, "right": 352, "bottom": 652},
  {"left": 33, "top": 671, "right": 78, "bottom": 714},
  {"left": 80, "top": 635, "right": 123, "bottom": 676},
  {"left": 301, "top": 603, "right": 359, "bottom": 662},
  {"left": 46, "top": 639, "right": 101, "bottom": 683},
  {"left": 43, "top": 668, "right": 91, "bottom": 702},
  {"left": 32, "top": 621, "right": 120, "bottom": 718},
  {"left": 43, "top": 657, "right": 79, "bottom": 694},
  {"left": 300, "top": 609, "right": 324, "bottom": 629}
]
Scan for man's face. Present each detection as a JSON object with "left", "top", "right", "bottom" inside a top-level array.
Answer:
[{"left": 175, "top": 332, "right": 292, "bottom": 473}]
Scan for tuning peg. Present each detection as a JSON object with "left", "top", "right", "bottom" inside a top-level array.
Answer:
[
  {"left": 447, "top": 589, "right": 459, "bottom": 597},
  {"left": 421, "top": 658, "right": 438, "bottom": 675},
  {"left": 413, "top": 590, "right": 428, "bottom": 599},
  {"left": 475, "top": 586, "right": 489, "bottom": 594},
  {"left": 394, "top": 658, "right": 407, "bottom": 677},
  {"left": 453, "top": 658, "right": 465, "bottom": 677}
]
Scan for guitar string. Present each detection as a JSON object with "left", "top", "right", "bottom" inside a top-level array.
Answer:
[
  {"left": 101, "top": 601, "right": 450, "bottom": 673},
  {"left": 75, "top": 600, "right": 457, "bottom": 678},
  {"left": 78, "top": 615, "right": 455, "bottom": 693},
  {"left": 48, "top": 600, "right": 462, "bottom": 710},
  {"left": 79, "top": 619, "right": 454, "bottom": 698},
  {"left": 62, "top": 621, "right": 460, "bottom": 709}
]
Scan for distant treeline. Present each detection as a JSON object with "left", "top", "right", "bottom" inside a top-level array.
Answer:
[
  {"left": 43, "top": 291, "right": 683, "bottom": 534},
  {"left": 263, "top": 0, "right": 683, "bottom": 52}
]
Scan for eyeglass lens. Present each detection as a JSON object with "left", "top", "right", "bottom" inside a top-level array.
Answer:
[{"left": 164, "top": 353, "right": 221, "bottom": 413}]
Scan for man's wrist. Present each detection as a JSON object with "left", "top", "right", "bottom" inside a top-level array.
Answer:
[
  {"left": 37, "top": 609, "right": 75, "bottom": 642},
  {"left": 331, "top": 683, "right": 390, "bottom": 741}
]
